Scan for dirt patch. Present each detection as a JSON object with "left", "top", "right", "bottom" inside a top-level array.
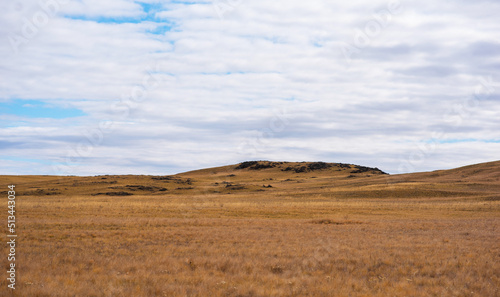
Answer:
[
  {"left": 310, "top": 219, "right": 363, "bottom": 225},
  {"left": 225, "top": 184, "right": 246, "bottom": 190},
  {"left": 151, "top": 176, "right": 175, "bottom": 181},
  {"left": 125, "top": 185, "right": 167, "bottom": 192},
  {"left": 93, "top": 192, "right": 133, "bottom": 196},
  {"left": 24, "top": 189, "right": 61, "bottom": 196}
]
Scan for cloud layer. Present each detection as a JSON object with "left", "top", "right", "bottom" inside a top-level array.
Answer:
[{"left": 1, "top": 0, "right": 499, "bottom": 175}]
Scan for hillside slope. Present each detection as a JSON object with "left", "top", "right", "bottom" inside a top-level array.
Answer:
[{"left": 0, "top": 160, "right": 499, "bottom": 201}]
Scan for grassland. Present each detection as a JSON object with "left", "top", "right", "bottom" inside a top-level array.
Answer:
[{"left": 1, "top": 161, "right": 499, "bottom": 296}]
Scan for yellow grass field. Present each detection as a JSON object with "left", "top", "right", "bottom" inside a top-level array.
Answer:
[{"left": 1, "top": 161, "right": 499, "bottom": 296}]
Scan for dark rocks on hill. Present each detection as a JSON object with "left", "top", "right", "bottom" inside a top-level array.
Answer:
[
  {"left": 236, "top": 161, "right": 388, "bottom": 175},
  {"left": 235, "top": 161, "right": 280, "bottom": 170},
  {"left": 225, "top": 184, "right": 246, "bottom": 190},
  {"left": 104, "top": 192, "right": 133, "bottom": 196},
  {"left": 127, "top": 185, "right": 155, "bottom": 191},
  {"left": 351, "top": 165, "right": 373, "bottom": 174},
  {"left": 253, "top": 163, "right": 277, "bottom": 169},
  {"left": 337, "top": 163, "right": 351, "bottom": 169},
  {"left": 307, "top": 162, "right": 332, "bottom": 170},
  {"left": 235, "top": 161, "right": 259, "bottom": 169},
  {"left": 283, "top": 165, "right": 308, "bottom": 173},
  {"left": 283, "top": 162, "right": 334, "bottom": 173},
  {"left": 151, "top": 176, "right": 175, "bottom": 181},
  {"left": 24, "top": 189, "right": 61, "bottom": 196},
  {"left": 125, "top": 185, "right": 168, "bottom": 192},
  {"left": 153, "top": 176, "right": 193, "bottom": 184},
  {"left": 351, "top": 165, "right": 388, "bottom": 175}
]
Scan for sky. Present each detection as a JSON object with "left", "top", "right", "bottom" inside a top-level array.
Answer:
[{"left": 0, "top": 0, "right": 499, "bottom": 176}]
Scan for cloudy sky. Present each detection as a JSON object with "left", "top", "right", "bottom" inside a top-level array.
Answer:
[{"left": 1, "top": 0, "right": 499, "bottom": 175}]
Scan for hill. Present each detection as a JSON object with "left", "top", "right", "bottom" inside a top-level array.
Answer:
[
  {"left": 1, "top": 160, "right": 498, "bottom": 202},
  {"left": 0, "top": 160, "right": 498, "bottom": 296}
]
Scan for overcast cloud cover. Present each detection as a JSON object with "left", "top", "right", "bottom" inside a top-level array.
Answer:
[{"left": 1, "top": 0, "right": 499, "bottom": 175}]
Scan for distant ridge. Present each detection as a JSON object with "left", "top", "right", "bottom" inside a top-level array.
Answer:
[
  {"left": 0, "top": 160, "right": 499, "bottom": 200},
  {"left": 396, "top": 160, "right": 500, "bottom": 183}
]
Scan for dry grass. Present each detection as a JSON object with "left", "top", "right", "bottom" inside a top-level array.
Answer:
[{"left": 0, "top": 161, "right": 499, "bottom": 296}]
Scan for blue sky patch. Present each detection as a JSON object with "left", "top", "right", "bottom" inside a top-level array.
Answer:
[
  {"left": 0, "top": 99, "right": 86, "bottom": 119},
  {"left": 63, "top": 2, "right": 174, "bottom": 35},
  {"left": 63, "top": 2, "right": 167, "bottom": 25},
  {"left": 139, "top": 2, "right": 164, "bottom": 14},
  {"left": 64, "top": 15, "right": 148, "bottom": 24},
  {"left": 147, "top": 24, "right": 174, "bottom": 35}
]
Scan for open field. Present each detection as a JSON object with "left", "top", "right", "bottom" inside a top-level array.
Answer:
[{"left": 1, "top": 161, "right": 499, "bottom": 296}]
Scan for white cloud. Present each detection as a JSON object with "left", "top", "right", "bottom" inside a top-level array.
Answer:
[{"left": 1, "top": 0, "right": 499, "bottom": 175}]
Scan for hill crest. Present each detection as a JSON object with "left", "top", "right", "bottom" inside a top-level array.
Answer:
[{"left": 0, "top": 160, "right": 499, "bottom": 199}]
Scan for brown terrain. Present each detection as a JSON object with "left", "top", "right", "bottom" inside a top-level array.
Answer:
[{"left": 0, "top": 160, "right": 499, "bottom": 296}]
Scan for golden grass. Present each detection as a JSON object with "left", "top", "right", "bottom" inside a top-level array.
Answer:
[{"left": 1, "top": 161, "right": 499, "bottom": 296}]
